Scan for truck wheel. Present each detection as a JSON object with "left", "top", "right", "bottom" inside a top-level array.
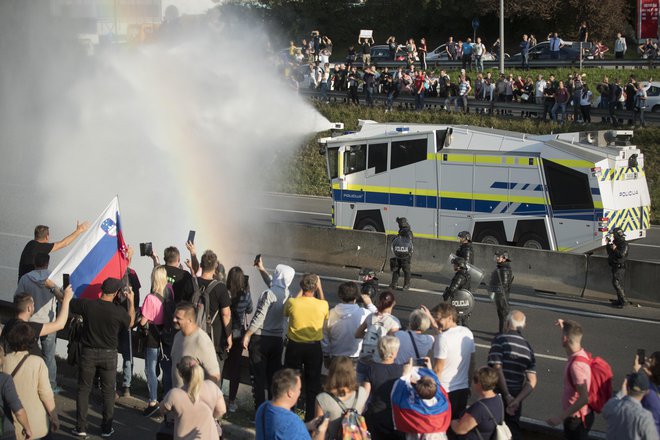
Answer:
[
  {"left": 518, "top": 232, "right": 548, "bottom": 250},
  {"left": 475, "top": 229, "right": 504, "bottom": 245},
  {"left": 355, "top": 218, "right": 379, "bottom": 232}
]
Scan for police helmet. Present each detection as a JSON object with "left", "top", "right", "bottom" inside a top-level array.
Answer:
[
  {"left": 457, "top": 231, "right": 472, "bottom": 242},
  {"left": 494, "top": 250, "right": 511, "bottom": 261},
  {"left": 359, "top": 268, "right": 376, "bottom": 277},
  {"left": 451, "top": 257, "right": 467, "bottom": 269},
  {"left": 396, "top": 217, "right": 410, "bottom": 228},
  {"left": 612, "top": 227, "right": 625, "bottom": 240}
]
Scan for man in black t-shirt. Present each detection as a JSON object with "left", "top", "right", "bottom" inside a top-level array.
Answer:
[
  {"left": 18, "top": 222, "right": 89, "bottom": 280},
  {"left": 197, "top": 250, "right": 232, "bottom": 374},
  {"left": 149, "top": 244, "right": 196, "bottom": 303},
  {"left": 70, "top": 277, "right": 134, "bottom": 438}
]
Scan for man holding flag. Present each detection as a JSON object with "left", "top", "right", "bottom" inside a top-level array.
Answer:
[{"left": 47, "top": 197, "right": 134, "bottom": 437}]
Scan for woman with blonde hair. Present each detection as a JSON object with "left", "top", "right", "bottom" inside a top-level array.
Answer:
[
  {"left": 315, "top": 356, "right": 369, "bottom": 438},
  {"left": 161, "top": 356, "right": 226, "bottom": 440},
  {"left": 139, "top": 265, "right": 174, "bottom": 416}
]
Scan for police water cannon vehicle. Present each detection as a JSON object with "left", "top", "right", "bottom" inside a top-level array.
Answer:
[{"left": 319, "top": 122, "right": 651, "bottom": 253}]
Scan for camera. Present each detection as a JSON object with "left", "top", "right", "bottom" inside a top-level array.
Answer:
[
  {"left": 415, "top": 358, "right": 427, "bottom": 367},
  {"left": 140, "top": 242, "right": 153, "bottom": 257}
]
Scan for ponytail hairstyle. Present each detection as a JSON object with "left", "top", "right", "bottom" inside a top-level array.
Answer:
[
  {"left": 151, "top": 265, "right": 168, "bottom": 297},
  {"left": 177, "top": 356, "right": 204, "bottom": 403}
]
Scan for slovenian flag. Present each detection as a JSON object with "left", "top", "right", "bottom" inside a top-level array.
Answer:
[
  {"left": 49, "top": 197, "right": 128, "bottom": 298},
  {"left": 391, "top": 367, "right": 451, "bottom": 434}
]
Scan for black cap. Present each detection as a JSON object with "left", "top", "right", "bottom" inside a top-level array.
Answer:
[
  {"left": 359, "top": 268, "right": 376, "bottom": 277},
  {"left": 627, "top": 371, "right": 650, "bottom": 392},
  {"left": 101, "top": 277, "right": 123, "bottom": 294}
]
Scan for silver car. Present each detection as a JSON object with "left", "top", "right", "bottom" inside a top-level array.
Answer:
[{"left": 426, "top": 43, "right": 496, "bottom": 63}]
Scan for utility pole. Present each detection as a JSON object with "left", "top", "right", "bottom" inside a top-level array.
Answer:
[{"left": 499, "top": 0, "right": 504, "bottom": 74}]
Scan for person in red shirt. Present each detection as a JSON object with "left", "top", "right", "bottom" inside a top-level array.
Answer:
[
  {"left": 414, "top": 70, "right": 427, "bottom": 111},
  {"left": 546, "top": 319, "right": 593, "bottom": 440}
]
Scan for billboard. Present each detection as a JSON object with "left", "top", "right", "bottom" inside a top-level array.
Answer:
[{"left": 638, "top": 0, "right": 659, "bottom": 40}]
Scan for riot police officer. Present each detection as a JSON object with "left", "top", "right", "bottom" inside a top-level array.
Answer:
[
  {"left": 390, "top": 217, "right": 413, "bottom": 290},
  {"left": 443, "top": 257, "right": 472, "bottom": 326},
  {"left": 359, "top": 268, "right": 380, "bottom": 299},
  {"left": 489, "top": 250, "right": 513, "bottom": 333},
  {"left": 606, "top": 227, "right": 629, "bottom": 308},
  {"left": 456, "top": 231, "right": 474, "bottom": 265}
]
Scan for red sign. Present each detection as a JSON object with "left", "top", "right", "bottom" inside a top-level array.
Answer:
[{"left": 638, "top": 0, "right": 659, "bottom": 40}]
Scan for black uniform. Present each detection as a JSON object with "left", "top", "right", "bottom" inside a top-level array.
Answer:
[
  {"left": 606, "top": 235, "right": 629, "bottom": 306},
  {"left": 490, "top": 261, "right": 513, "bottom": 333},
  {"left": 390, "top": 226, "right": 413, "bottom": 290},
  {"left": 456, "top": 242, "right": 474, "bottom": 265},
  {"left": 361, "top": 278, "right": 380, "bottom": 299},
  {"left": 443, "top": 268, "right": 471, "bottom": 327}
]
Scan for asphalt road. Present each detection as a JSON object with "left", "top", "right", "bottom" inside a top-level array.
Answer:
[{"left": 249, "top": 192, "right": 660, "bottom": 262}]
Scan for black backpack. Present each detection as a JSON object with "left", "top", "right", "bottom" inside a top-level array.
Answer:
[
  {"left": 67, "top": 314, "right": 84, "bottom": 366},
  {"left": 153, "top": 284, "right": 176, "bottom": 347},
  {"left": 191, "top": 278, "right": 221, "bottom": 344}
]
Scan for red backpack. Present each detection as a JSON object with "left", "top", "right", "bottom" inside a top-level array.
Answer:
[{"left": 568, "top": 352, "right": 613, "bottom": 413}]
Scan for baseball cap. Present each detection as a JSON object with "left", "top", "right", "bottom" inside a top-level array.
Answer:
[
  {"left": 627, "top": 371, "right": 650, "bottom": 392},
  {"left": 359, "top": 268, "right": 376, "bottom": 277},
  {"left": 101, "top": 277, "right": 123, "bottom": 294}
]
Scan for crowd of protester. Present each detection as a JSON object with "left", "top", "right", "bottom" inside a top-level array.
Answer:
[
  {"left": 281, "top": 28, "right": 656, "bottom": 127},
  {"left": 2, "top": 222, "right": 659, "bottom": 440}
]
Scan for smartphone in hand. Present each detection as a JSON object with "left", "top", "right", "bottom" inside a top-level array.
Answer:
[
  {"left": 254, "top": 254, "right": 261, "bottom": 267},
  {"left": 187, "top": 230, "right": 196, "bottom": 244},
  {"left": 62, "top": 273, "right": 70, "bottom": 289}
]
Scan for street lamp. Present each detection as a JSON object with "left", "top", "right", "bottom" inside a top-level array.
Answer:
[{"left": 500, "top": 0, "right": 504, "bottom": 74}]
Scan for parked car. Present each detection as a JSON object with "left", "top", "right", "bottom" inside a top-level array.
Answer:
[
  {"left": 369, "top": 44, "right": 408, "bottom": 64},
  {"left": 511, "top": 41, "right": 595, "bottom": 61},
  {"left": 426, "top": 44, "right": 497, "bottom": 63},
  {"left": 592, "top": 81, "right": 660, "bottom": 110}
]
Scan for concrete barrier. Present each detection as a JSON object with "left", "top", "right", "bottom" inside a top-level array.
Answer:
[
  {"left": 247, "top": 223, "right": 658, "bottom": 304},
  {"left": 248, "top": 223, "right": 389, "bottom": 272}
]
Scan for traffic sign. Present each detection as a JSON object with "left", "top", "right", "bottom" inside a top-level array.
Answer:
[{"left": 472, "top": 17, "right": 480, "bottom": 30}]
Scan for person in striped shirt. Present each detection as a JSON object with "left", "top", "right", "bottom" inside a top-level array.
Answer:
[{"left": 487, "top": 310, "right": 537, "bottom": 440}]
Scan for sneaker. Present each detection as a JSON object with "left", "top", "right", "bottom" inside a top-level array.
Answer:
[
  {"left": 143, "top": 403, "right": 160, "bottom": 417},
  {"left": 101, "top": 428, "right": 115, "bottom": 438},
  {"left": 228, "top": 401, "right": 238, "bottom": 413},
  {"left": 71, "top": 428, "right": 87, "bottom": 437},
  {"left": 122, "top": 387, "right": 131, "bottom": 398}
]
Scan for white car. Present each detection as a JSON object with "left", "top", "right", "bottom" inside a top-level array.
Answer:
[{"left": 593, "top": 81, "right": 660, "bottom": 110}]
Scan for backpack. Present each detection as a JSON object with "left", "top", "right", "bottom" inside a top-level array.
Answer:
[
  {"left": 474, "top": 396, "right": 512, "bottom": 440},
  {"left": 66, "top": 314, "right": 84, "bottom": 366},
  {"left": 152, "top": 284, "right": 176, "bottom": 347},
  {"left": 568, "top": 352, "right": 613, "bottom": 413},
  {"left": 328, "top": 389, "right": 371, "bottom": 440},
  {"left": 361, "top": 316, "right": 389, "bottom": 359},
  {"left": 191, "top": 278, "right": 221, "bottom": 344}
]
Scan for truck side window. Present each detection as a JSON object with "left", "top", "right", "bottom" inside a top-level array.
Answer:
[
  {"left": 543, "top": 160, "right": 592, "bottom": 210},
  {"left": 368, "top": 143, "right": 388, "bottom": 173},
  {"left": 344, "top": 144, "right": 367, "bottom": 175},
  {"left": 391, "top": 138, "right": 427, "bottom": 170},
  {"left": 328, "top": 148, "right": 339, "bottom": 179}
]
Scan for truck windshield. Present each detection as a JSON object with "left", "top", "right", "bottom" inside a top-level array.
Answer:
[{"left": 328, "top": 147, "right": 339, "bottom": 179}]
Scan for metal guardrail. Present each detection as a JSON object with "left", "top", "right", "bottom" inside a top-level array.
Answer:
[
  {"left": 359, "top": 58, "right": 659, "bottom": 70},
  {"left": 301, "top": 89, "right": 660, "bottom": 125}
]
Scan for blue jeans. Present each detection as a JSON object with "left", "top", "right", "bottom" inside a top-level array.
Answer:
[
  {"left": 320, "top": 81, "right": 329, "bottom": 101},
  {"left": 521, "top": 53, "right": 529, "bottom": 69},
  {"left": 118, "top": 329, "right": 132, "bottom": 388},
  {"left": 145, "top": 347, "right": 160, "bottom": 403},
  {"left": 475, "top": 55, "right": 483, "bottom": 72},
  {"left": 552, "top": 102, "right": 566, "bottom": 122},
  {"left": 40, "top": 333, "right": 57, "bottom": 389}
]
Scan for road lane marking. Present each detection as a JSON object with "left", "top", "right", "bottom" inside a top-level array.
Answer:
[
  {"left": 311, "top": 274, "right": 660, "bottom": 326},
  {"left": 0, "top": 232, "right": 31, "bottom": 239},
  {"left": 475, "top": 343, "right": 567, "bottom": 361},
  {"left": 630, "top": 243, "right": 660, "bottom": 248},
  {"left": 250, "top": 207, "right": 332, "bottom": 217}
]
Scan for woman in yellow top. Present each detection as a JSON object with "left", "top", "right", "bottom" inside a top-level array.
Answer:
[{"left": 283, "top": 274, "right": 329, "bottom": 422}]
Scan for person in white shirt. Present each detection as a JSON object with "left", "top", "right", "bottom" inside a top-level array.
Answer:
[
  {"left": 580, "top": 84, "right": 593, "bottom": 123},
  {"left": 322, "top": 282, "right": 376, "bottom": 364},
  {"left": 535, "top": 74, "right": 547, "bottom": 104},
  {"left": 614, "top": 32, "right": 627, "bottom": 59},
  {"left": 426, "top": 303, "right": 475, "bottom": 420}
]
